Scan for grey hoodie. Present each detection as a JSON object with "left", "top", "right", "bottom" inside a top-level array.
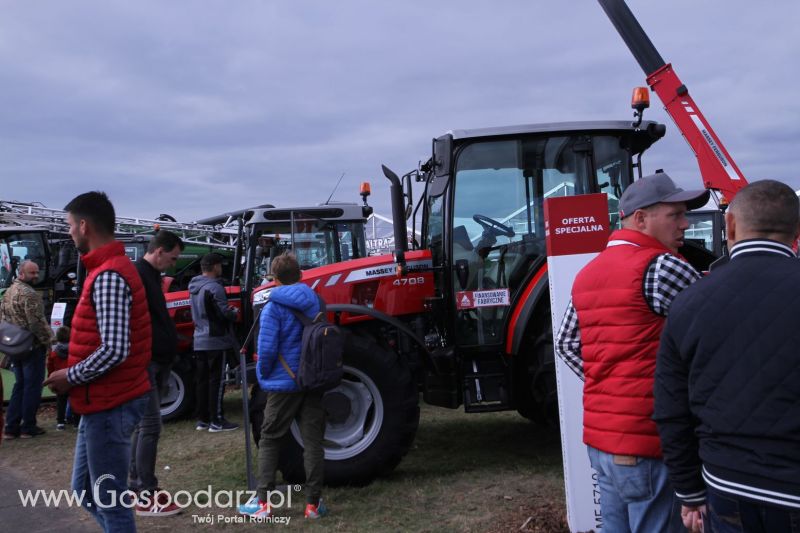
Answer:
[{"left": 188, "top": 274, "right": 238, "bottom": 351}]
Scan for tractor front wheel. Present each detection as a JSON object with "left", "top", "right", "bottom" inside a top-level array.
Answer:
[{"left": 278, "top": 332, "right": 419, "bottom": 486}]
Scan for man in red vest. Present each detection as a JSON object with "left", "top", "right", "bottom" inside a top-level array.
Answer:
[
  {"left": 554, "top": 172, "right": 709, "bottom": 533},
  {"left": 44, "top": 191, "right": 152, "bottom": 533}
]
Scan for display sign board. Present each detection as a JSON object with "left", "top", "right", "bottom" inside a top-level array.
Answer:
[
  {"left": 544, "top": 193, "right": 610, "bottom": 532},
  {"left": 50, "top": 301, "right": 67, "bottom": 333}
]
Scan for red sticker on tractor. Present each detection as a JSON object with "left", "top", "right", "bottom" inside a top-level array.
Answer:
[{"left": 456, "top": 289, "right": 511, "bottom": 309}]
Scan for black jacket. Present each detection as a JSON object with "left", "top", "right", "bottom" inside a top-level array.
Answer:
[
  {"left": 135, "top": 258, "right": 178, "bottom": 365},
  {"left": 653, "top": 239, "right": 800, "bottom": 509}
]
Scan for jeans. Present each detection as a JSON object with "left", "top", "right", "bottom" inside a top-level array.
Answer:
[
  {"left": 707, "top": 488, "right": 800, "bottom": 532},
  {"left": 71, "top": 393, "right": 148, "bottom": 533},
  {"left": 194, "top": 350, "right": 227, "bottom": 423},
  {"left": 257, "top": 390, "right": 325, "bottom": 505},
  {"left": 129, "top": 361, "right": 171, "bottom": 492},
  {"left": 56, "top": 393, "right": 69, "bottom": 424},
  {"left": 4, "top": 346, "right": 46, "bottom": 434},
  {"left": 587, "top": 445, "right": 682, "bottom": 533}
]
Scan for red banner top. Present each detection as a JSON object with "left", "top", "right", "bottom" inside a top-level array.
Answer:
[{"left": 544, "top": 194, "right": 610, "bottom": 257}]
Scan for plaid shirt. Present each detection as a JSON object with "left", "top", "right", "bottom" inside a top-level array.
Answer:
[
  {"left": 67, "top": 271, "right": 132, "bottom": 385},
  {"left": 555, "top": 253, "right": 700, "bottom": 380}
]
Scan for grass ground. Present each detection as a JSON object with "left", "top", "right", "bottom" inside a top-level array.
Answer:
[{"left": 0, "top": 391, "right": 568, "bottom": 532}]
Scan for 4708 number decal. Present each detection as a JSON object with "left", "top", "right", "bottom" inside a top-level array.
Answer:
[{"left": 392, "top": 277, "right": 425, "bottom": 286}]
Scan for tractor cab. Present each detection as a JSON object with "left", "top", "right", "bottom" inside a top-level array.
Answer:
[
  {"left": 411, "top": 121, "right": 666, "bottom": 349},
  {"left": 382, "top": 120, "right": 666, "bottom": 413}
]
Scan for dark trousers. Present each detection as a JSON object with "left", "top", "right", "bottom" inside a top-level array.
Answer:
[
  {"left": 56, "top": 393, "right": 69, "bottom": 424},
  {"left": 257, "top": 390, "right": 325, "bottom": 505},
  {"left": 708, "top": 488, "right": 800, "bottom": 532},
  {"left": 194, "top": 350, "right": 227, "bottom": 423},
  {"left": 129, "top": 361, "right": 171, "bottom": 492},
  {"left": 4, "top": 346, "right": 46, "bottom": 434}
]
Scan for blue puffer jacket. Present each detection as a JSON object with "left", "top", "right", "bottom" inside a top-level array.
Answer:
[{"left": 256, "top": 283, "right": 320, "bottom": 392}]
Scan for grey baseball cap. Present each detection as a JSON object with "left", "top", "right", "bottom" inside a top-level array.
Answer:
[{"left": 619, "top": 172, "right": 710, "bottom": 218}]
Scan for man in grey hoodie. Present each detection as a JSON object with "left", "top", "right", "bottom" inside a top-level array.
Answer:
[{"left": 188, "top": 253, "right": 239, "bottom": 432}]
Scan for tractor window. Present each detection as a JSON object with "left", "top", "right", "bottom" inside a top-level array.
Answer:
[
  {"left": 1, "top": 233, "right": 48, "bottom": 286},
  {"left": 250, "top": 218, "right": 365, "bottom": 282},
  {"left": 593, "top": 136, "right": 632, "bottom": 229}
]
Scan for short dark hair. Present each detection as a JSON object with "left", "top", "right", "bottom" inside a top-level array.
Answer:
[
  {"left": 147, "top": 230, "right": 185, "bottom": 254},
  {"left": 729, "top": 179, "right": 800, "bottom": 237},
  {"left": 64, "top": 191, "right": 116, "bottom": 236},
  {"left": 56, "top": 326, "right": 71, "bottom": 343},
  {"left": 200, "top": 252, "right": 223, "bottom": 272},
  {"left": 271, "top": 252, "right": 302, "bottom": 284}
]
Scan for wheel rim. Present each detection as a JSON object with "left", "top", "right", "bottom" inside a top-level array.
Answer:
[
  {"left": 290, "top": 365, "right": 384, "bottom": 461},
  {"left": 160, "top": 370, "right": 185, "bottom": 417}
]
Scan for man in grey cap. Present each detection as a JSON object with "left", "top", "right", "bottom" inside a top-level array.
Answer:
[{"left": 554, "top": 171, "right": 709, "bottom": 533}]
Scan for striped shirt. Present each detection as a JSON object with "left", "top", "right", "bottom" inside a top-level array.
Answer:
[
  {"left": 555, "top": 253, "right": 700, "bottom": 380},
  {"left": 67, "top": 272, "right": 132, "bottom": 385}
]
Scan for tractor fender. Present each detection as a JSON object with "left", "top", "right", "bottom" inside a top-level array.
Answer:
[{"left": 506, "top": 264, "right": 550, "bottom": 355}]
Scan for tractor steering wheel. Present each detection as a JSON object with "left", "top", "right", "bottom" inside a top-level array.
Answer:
[{"left": 473, "top": 214, "right": 515, "bottom": 238}]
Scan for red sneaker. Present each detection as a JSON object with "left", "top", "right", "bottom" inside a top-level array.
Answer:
[
  {"left": 135, "top": 491, "right": 182, "bottom": 517},
  {"left": 304, "top": 499, "right": 328, "bottom": 519}
]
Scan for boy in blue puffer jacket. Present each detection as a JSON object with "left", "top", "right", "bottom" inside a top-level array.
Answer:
[{"left": 241, "top": 252, "right": 328, "bottom": 520}]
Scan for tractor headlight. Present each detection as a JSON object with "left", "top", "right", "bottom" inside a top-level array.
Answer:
[{"left": 252, "top": 288, "right": 272, "bottom": 307}]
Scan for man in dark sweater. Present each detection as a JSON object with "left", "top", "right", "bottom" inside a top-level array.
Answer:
[
  {"left": 654, "top": 180, "right": 800, "bottom": 532},
  {"left": 129, "top": 230, "right": 184, "bottom": 517}
]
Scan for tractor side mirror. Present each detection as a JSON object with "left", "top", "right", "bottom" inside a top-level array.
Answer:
[{"left": 455, "top": 259, "right": 470, "bottom": 290}]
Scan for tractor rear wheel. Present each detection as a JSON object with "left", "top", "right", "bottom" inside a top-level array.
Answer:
[{"left": 278, "top": 332, "right": 419, "bottom": 486}]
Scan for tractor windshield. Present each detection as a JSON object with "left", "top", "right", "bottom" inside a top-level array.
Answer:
[
  {"left": 251, "top": 219, "right": 366, "bottom": 282},
  {"left": 448, "top": 134, "right": 632, "bottom": 346}
]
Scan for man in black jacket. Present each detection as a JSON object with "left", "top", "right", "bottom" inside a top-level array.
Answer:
[
  {"left": 129, "top": 230, "right": 183, "bottom": 516},
  {"left": 654, "top": 180, "right": 800, "bottom": 532}
]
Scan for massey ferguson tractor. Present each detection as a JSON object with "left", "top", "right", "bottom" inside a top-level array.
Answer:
[
  {"left": 252, "top": 120, "right": 674, "bottom": 486},
  {"left": 250, "top": 0, "right": 752, "bottom": 488}
]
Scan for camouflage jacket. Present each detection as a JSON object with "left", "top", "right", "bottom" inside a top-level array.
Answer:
[{"left": 0, "top": 279, "right": 53, "bottom": 347}]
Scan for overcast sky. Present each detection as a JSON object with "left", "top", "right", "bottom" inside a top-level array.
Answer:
[{"left": 1, "top": 0, "right": 798, "bottom": 222}]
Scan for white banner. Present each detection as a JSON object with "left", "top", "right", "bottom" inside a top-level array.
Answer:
[{"left": 544, "top": 194, "right": 610, "bottom": 532}]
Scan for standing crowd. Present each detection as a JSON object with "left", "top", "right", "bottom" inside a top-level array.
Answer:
[
  {"left": 1, "top": 177, "right": 797, "bottom": 532},
  {"left": 1, "top": 191, "right": 329, "bottom": 532},
  {"left": 556, "top": 174, "right": 800, "bottom": 532}
]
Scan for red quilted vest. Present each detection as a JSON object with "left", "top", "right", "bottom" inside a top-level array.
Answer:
[
  {"left": 571, "top": 229, "right": 675, "bottom": 458},
  {"left": 68, "top": 241, "right": 151, "bottom": 414}
]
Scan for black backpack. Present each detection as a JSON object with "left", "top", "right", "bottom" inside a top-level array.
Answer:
[{"left": 279, "top": 300, "right": 344, "bottom": 392}]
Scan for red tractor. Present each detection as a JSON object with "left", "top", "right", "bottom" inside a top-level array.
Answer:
[
  {"left": 249, "top": 120, "right": 700, "bottom": 486},
  {"left": 161, "top": 203, "right": 372, "bottom": 421}
]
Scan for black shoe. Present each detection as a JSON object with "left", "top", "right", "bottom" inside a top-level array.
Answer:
[
  {"left": 20, "top": 426, "right": 46, "bottom": 438},
  {"left": 209, "top": 419, "right": 239, "bottom": 433}
]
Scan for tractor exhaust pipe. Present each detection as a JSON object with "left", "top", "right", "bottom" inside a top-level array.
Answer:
[{"left": 382, "top": 164, "right": 408, "bottom": 274}]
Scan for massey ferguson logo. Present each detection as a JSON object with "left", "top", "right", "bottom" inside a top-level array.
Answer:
[{"left": 343, "top": 259, "right": 433, "bottom": 283}]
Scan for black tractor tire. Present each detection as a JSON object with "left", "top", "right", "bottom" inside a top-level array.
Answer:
[
  {"left": 278, "top": 332, "right": 420, "bottom": 486},
  {"left": 515, "top": 312, "right": 559, "bottom": 426},
  {"left": 160, "top": 365, "right": 195, "bottom": 422}
]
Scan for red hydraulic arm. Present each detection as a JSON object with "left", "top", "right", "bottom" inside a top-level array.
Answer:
[{"left": 598, "top": 0, "right": 748, "bottom": 202}]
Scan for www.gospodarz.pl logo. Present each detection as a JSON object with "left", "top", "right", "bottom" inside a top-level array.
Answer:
[{"left": 18, "top": 473, "right": 300, "bottom": 516}]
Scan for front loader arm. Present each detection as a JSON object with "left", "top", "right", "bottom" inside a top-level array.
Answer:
[{"left": 598, "top": 0, "right": 748, "bottom": 202}]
